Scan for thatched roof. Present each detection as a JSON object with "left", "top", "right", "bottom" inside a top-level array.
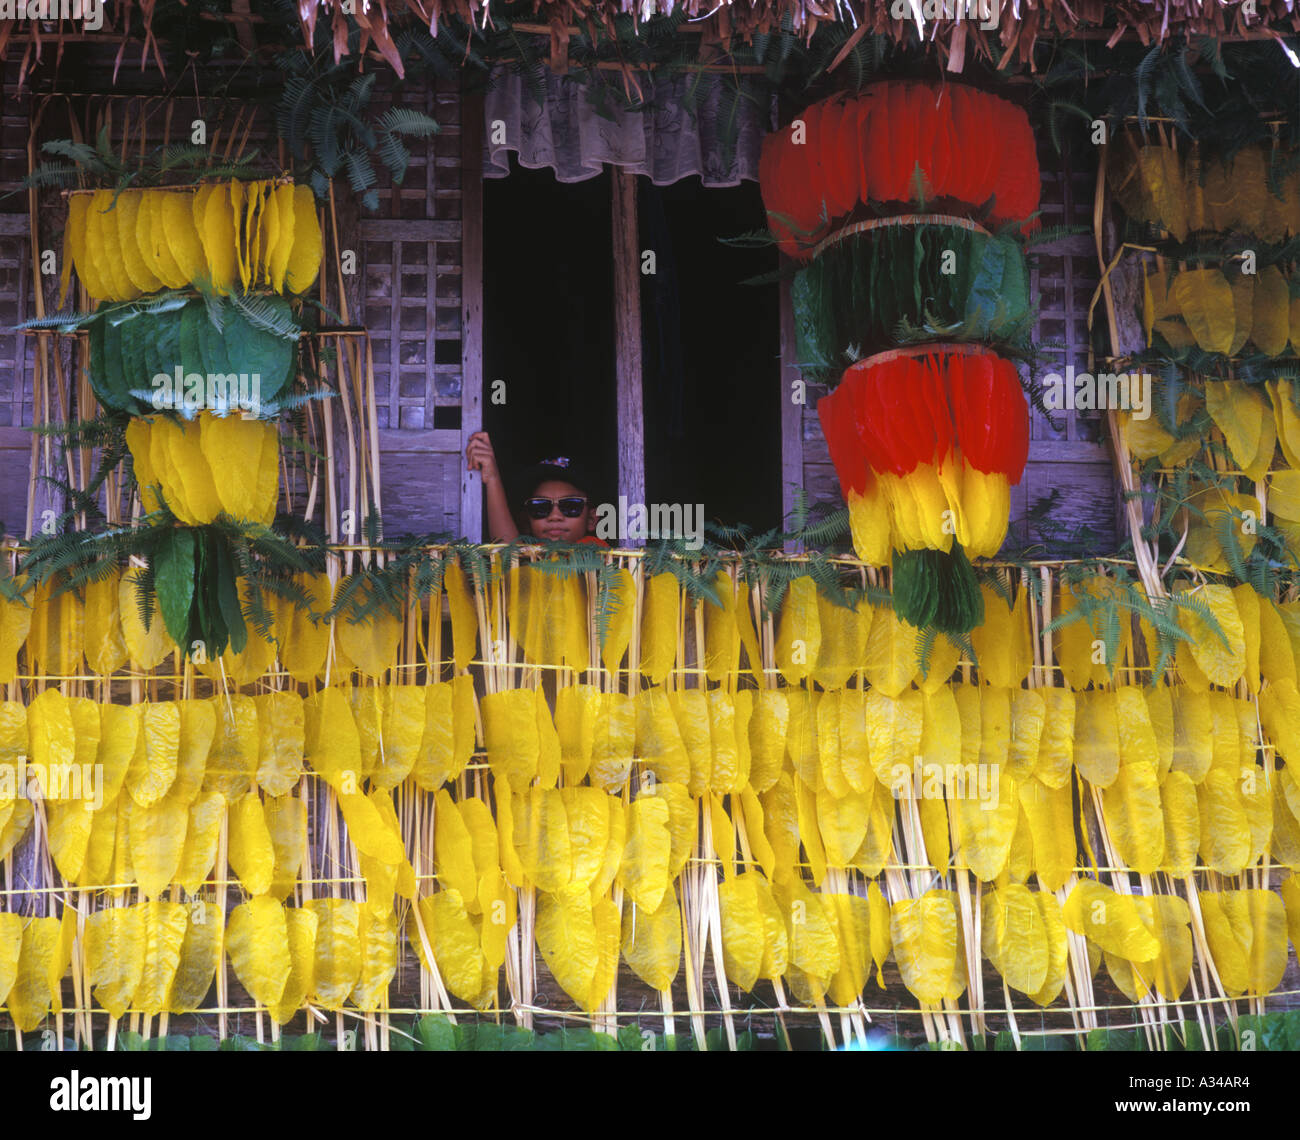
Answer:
[{"left": 5, "top": 0, "right": 1300, "bottom": 80}]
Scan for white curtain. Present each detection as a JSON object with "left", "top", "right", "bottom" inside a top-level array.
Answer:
[{"left": 481, "top": 63, "right": 771, "bottom": 186}]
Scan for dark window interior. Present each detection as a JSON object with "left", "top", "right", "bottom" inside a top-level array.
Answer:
[
  {"left": 483, "top": 162, "right": 781, "bottom": 535},
  {"left": 483, "top": 162, "right": 619, "bottom": 510},
  {"left": 639, "top": 176, "right": 781, "bottom": 533}
]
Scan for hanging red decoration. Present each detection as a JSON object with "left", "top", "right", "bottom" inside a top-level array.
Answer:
[
  {"left": 817, "top": 348, "right": 1029, "bottom": 565},
  {"left": 759, "top": 81, "right": 1041, "bottom": 259}
]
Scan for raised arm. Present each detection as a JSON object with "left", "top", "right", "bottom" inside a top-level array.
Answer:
[{"left": 465, "top": 431, "right": 520, "bottom": 543}]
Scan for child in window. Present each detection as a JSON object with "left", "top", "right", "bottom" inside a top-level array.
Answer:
[{"left": 466, "top": 431, "right": 609, "bottom": 546}]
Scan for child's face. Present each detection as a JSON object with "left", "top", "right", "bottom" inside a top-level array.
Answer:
[{"left": 526, "top": 480, "right": 596, "bottom": 542}]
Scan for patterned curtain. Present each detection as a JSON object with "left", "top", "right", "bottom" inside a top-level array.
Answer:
[{"left": 481, "top": 64, "right": 771, "bottom": 186}]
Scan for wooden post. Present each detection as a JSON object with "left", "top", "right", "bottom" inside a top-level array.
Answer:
[
  {"left": 460, "top": 93, "right": 486, "bottom": 542},
  {"left": 611, "top": 168, "right": 645, "bottom": 517}
]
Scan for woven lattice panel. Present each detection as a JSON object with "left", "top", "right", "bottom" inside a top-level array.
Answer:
[{"left": 353, "top": 79, "right": 469, "bottom": 540}]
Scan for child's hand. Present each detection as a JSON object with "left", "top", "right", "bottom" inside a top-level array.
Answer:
[{"left": 466, "top": 431, "right": 501, "bottom": 485}]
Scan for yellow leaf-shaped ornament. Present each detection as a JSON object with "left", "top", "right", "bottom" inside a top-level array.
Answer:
[
  {"left": 227, "top": 793, "right": 275, "bottom": 896},
  {"left": 981, "top": 883, "right": 1050, "bottom": 995},
  {"left": 225, "top": 896, "right": 291, "bottom": 1009},
  {"left": 555, "top": 684, "right": 599, "bottom": 784},
  {"left": 417, "top": 890, "right": 492, "bottom": 1008},
  {"left": 1205, "top": 380, "right": 1268, "bottom": 481},
  {"left": 28, "top": 577, "right": 84, "bottom": 677},
  {"left": 774, "top": 877, "right": 841, "bottom": 983},
  {"left": 535, "top": 883, "right": 601, "bottom": 1010},
  {"left": 176, "top": 791, "right": 226, "bottom": 895},
  {"left": 200, "top": 413, "right": 279, "bottom": 522},
  {"left": 1196, "top": 767, "right": 1252, "bottom": 875},
  {"left": 265, "top": 793, "right": 307, "bottom": 900},
  {"left": 1100, "top": 761, "right": 1166, "bottom": 874},
  {"left": 599, "top": 567, "right": 636, "bottom": 674},
  {"left": 511, "top": 787, "right": 571, "bottom": 893},
  {"left": 251, "top": 691, "right": 304, "bottom": 797},
  {"left": 284, "top": 185, "right": 323, "bottom": 294},
  {"left": 588, "top": 691, "right": 636, "bottom": 792},
  {"left": 7, "top": 917, "right": 62, "bottom": 1031},
  {"left": 442, "top": 557, "right": 479, "bottom": 672},
  {"left": 84, "top": 568, "right": 127, "bottom": 674},
  {"left": 862, "top": 605, "right": 919, "bottom": 697},
  {"left": 303, "top": 686, "right": 361, "bottom": 793},
  {"left": 1250, "top": 264, "right": 1291, "bottom": 356},
  {"left": 350, "top": 907, "right": 399, "bottom": 1012},
  {"left": 0, "top": 587, "right": 32, "bottom": 684},
  {"left": 703, "top": 570, "right": 741, "bottom": 683},
  {"left": 821, "top": 891, "right": 873, "bottom": 1007},
  {"left": 273, "top": 571, "right": 333, "bottom": 683},
  {"left": 129, "top": 792, "right": 189, "bottom": 899},
  {"left": 639, "top": 572, "right": 680, "bottom": 684},
  {"left": 365, "top": 683, "right": 421, "bottom": 791},
  {"left": 889, "top": 890, "right": 959, "bottom": 1005},
  {"left": 269, "top": 906, "right": 318, "bottom": 1025},
  {"left": 1180, "top": 584, "right": 1246, "bottom": 688},
  {"left": 481, "top": 689, "right": 539, "bottom": 793},
  {"left": 619, "top": 796, "right": 673, "bottom": 912},
  {"left": 119, "top": 568, "right": 175, "bottom": 671},
  {"left": 621, "top": 890, "right": 682, "bottom": 993},
  {"left": 635, "top": 686, "right": 690, "bottom": 786},
  {"left": 203, "top": 694, "right": 259, "bottom": 801},
  {"left": 1018, "top": 776, "right": 1075, "bottom": 892},
  {"left": 717, "top": 875, "right": 766, "bottom": 992},
  {"left": 85, "top": 904, "right": 146, "bottom": 1018},
  {"left": 134, "top": 901, "right": 189, "bottom": 1016},
  {"left": 1174, "top": 267, "right": 1235, "bottom": 354},
  {"left": 307, "top": 898, "right": 362, "bottom": 1010},
  {"left": 747, "top": 689, "right": 789, "bottom": 795},
  {"left": 970, "top": 583, "right": 1032, "bottom": 688},
  {"left": 1073, "top": 690, "right": 1121, "bottom": 788},
  {"left": 775, "top": 576, "right": 821, "bottom": 685},
  {"left": 333, "top": 575, "right": 403, "bottom": 680},
  {"left": 1062, "top": 880, "right": 1159, "bottom": 961}
]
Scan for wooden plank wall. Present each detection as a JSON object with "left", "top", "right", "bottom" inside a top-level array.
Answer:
[
  {"left": 796, "top": 131, "right": 1120, "bottom": 557},
  {"left": 0, "top": 75, "right": 35, "bottom": 538}
]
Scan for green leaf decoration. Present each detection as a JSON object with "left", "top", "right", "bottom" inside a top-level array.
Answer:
[
  {"left": 83, "top": 296, "right": 299, "bottom": 418},
  {"left": 891, "top": 544, "right": 984, "bottom": 635},
  {"left": 792, "top": 223, "right": 1033, "bottom": 384},
  {"left": 212, "top": 534, "right": 247, "bottom": 656},
  {"left": 154, "top": 527, "right": 196, "bottom": 646}
]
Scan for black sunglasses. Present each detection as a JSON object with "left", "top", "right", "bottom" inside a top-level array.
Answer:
[{"left": 523, "top": 495, "right": 588, "bottom": 520}]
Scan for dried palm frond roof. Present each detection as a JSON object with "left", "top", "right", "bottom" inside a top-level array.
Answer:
[{"left": 6, "top": 0, "right": 1300, "bottom": 80}]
